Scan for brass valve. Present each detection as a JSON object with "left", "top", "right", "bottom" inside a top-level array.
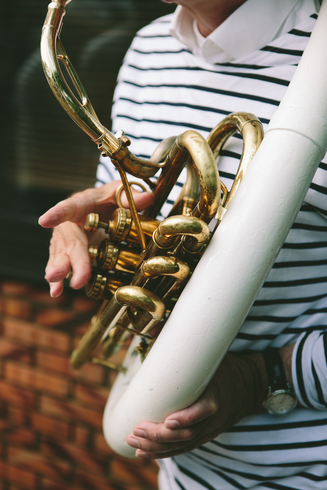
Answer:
[
  {"left": 84, "top": 210, "right": 159, "bottom": 245},
  {"left": 84, "top": 209, "right": 132, "bottom": 242},
  {"left": 85, "top": 272, "right": 126, "bottom": 300},
  {"left": 97, "top": 239, "right": 140, "bottom": 273}
]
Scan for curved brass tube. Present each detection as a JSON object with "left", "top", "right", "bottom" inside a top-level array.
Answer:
[
  {"left": 71, "top": 286, "right": 165, "bottom": 369},
  {"left": 207, "top": 112, "right": 264, "bottom": 218}
]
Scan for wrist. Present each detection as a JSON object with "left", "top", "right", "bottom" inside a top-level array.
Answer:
[
  {"left": 262, "top": 346, "right": 297, "bottom": 415},
  {"left": 225, "top": 351, "right": 269, "bottom": 417}
]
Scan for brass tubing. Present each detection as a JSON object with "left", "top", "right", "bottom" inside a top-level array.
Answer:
[
  {"left": 207, "top": 112, "right": 264, "bottom": 212},
  {"left": 145, "top": 140, "right": 189, "bottom": 218},
  {"left": 177, "top": 131, "right": 221, "bottom": 222},
  {"left": 114, "top": 162, "right": 147, "bottom": 250},
  {"left": 146, "top": 130, "right": 221, "bottom": 221},
  {"left": 41, "top": 6, "right": 116, "bottom": 145},
  {"left": 139, "top": 215, "right": 210, "bottom": 264},
  {"left": 132, "top": 256, "right": 190, "bottom": 293},
  {"left": 70, "top": 299, "right": 124, "bottom": 369},
  {"left": 115, "top": 286, "right": 166, "bottom": 335},
  {"left": 102, "top": 312, "right": 133, "bottom": 359},
  {"left": 154, "top": 216, "right": 210, "bottom": 249},
  {"left": 41, "top": 1, "right": 167, "bottom": 177},
  {"left": 71, "top": 286, "right": 165, "bottom": 369}
]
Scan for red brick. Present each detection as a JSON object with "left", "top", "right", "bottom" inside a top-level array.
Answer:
[
  {"left": 36, "top": 350, "right": 107, "bottom": 386},
  {"left": 4, "top": 362, "right": 70, "bottom": 397},
  {"left": 1, "top": 281, "right": 31, "bottom": 297},
  {"left": 3, "top": 318, "right": 70, "bottom": 353},
  {"left": 36, "top": 351, "right": 70, "bottom": 375},
  {"left": 94, "top": 432, "right": 115, "bottom": 457},
  {"left": 0, "top": 402, "right": 7, "bottom": 418},
  {"left": 41, "top": 439, "right": 107, "bottom": 475},
  {"left": 41, "top": 478, "right": 82, "bottom": 490},
  {"left": 40, "top": 479, "right": 68, "bottom": 490},
  {"left": 0, "top": 380, "right": 35, "bottom": 408},
  {"left": 0, "top": 427, "right": 36, "bottom": 447},
  {"left": 7, "top": 446, "right": 72, "bottom": 483},
  {"left": 2, "top": 298, "right": 33, "bottom": 320},
  {"left": 40, "top": 396, "right": 103, "bottom": 430},
  {"left": 28, "top": 288, "right": 66, "bottom": 305},
  {"left": 0, "top": 418, "right": 8, "bottom": 431},
  {"left": 0, "top": 461, "right": 37, "bottom": 489},
  {"left": 72, "top": 362, "right": 106, "bottom": 385},
  {"left": 7, "top": 406, "right": 29, "bottom": 427},
  {"left": 75, "top": 469, "right": 118, "bottom": 490},
  {"left": 73, "top": 425, "right": 91, "bottom": 450},
  {"left": 35, "top": 308, "right": 76, "bottom": 328},
  {"left": 110, "top": 459, "right": 158, "bottom": 489},
  {"left": 0, "top": 339, "right": 31, "bottom": 363},
  {"left": 74, "top": 383, "right": 108, "bottom": 410},
  {"left": 72, "top": 296, "right": 98, "bottom": 313},
  {"left": 30, "top": 412, "right": 71, "bottom": 440}
]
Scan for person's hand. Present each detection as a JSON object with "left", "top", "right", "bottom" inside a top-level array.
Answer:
[
  {"left": 126, "top": 351, "right": 268, "bottom": 459},
  {"left": 38, "top": 180, "right": 154, "bottom": 297}
]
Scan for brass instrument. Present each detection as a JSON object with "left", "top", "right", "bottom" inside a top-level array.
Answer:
[{"left": 40, "top": 0, "right": 264, "bottom": 372}]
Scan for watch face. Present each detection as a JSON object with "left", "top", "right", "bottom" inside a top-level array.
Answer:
[{"left": 266, "top": 391, "right": 297, "bottom": 415}]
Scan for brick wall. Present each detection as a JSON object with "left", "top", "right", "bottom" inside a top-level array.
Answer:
[{"left": 0, "top": 280, "right": 159, "bottom": 490}]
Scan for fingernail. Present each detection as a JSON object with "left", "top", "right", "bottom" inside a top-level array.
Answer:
[
  {"left": 136, "top": 449, "right": 150, "bottom": 459},
  {"left": 134, "top": 429, "right": 147, "bottom": 438},
  {"left": 50, "top": 286, "right": 54, "bottom": 298},
  {"left": 165, "top": 419, "right": 180, "bottom": 429},
  {"left": 126, "top": 436, "right": 140, "bottom": 449}
]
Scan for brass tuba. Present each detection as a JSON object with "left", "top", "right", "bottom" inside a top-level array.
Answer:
[
  {"left": 41, "top": 0, "right": 327, "bottom": 458},
  {"left": 40, "top": 0, "right": 263, "bottom": 372}
]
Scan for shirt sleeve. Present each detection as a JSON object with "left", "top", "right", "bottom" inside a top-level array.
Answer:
[{"left": 292, "top": 329, "right": 327, "bottom": 410}]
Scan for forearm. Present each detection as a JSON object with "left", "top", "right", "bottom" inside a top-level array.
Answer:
[{"left": 229, "top": 343, "right": 296, "bottom": 418}]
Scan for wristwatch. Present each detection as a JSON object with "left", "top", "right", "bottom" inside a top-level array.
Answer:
[{"left": 263, "top": 347, "right": 297, "bottom": 415}]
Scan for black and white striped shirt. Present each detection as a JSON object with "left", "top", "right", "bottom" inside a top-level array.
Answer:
[{"left": 97, "top": 2, "right": 327, "bottom": 488}]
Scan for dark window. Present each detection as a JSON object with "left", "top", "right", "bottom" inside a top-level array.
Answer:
[{"left": 0, "top": 0, "right": 174, "bottom": 282}]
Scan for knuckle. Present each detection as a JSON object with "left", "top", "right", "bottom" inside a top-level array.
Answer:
[
  {"left": 66, "top": 236, "right": 81, "bottom": 253},
  {"left": 207, "top": 398, "right": 219, "bottom": 415},
  {"left": 151, "top": 431, "right": 163, "bottom": 443},
  {"left": 182, "top": 428, "right": 195, "bottom": 441}
]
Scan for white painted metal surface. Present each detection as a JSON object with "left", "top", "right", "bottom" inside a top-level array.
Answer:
[{"left": 103, "top": 0, "right": 327, "bottom": 458}]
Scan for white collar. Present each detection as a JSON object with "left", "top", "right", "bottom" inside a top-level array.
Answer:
[{"left": 170, "top": 0, "right": 318, "bottom": 63}]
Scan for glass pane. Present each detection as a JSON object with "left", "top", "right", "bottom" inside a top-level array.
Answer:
[{"left": 0, "top": 0, "right": 174, "bottom": 282}]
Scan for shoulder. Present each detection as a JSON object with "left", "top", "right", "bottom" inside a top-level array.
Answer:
[
  {"left": 126, "top": 13, "right": 184, "bottom": 55},
  {"left": 135, "top": 13, "right": 174, "bottom": 39}
]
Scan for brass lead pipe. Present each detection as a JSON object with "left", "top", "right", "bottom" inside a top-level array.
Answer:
[{"left": 41, "top": 0, "right": 166, "bottom": 179}]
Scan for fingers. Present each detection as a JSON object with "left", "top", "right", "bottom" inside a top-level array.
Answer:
[
  {"left": 39, "top": 184, "right": 116, "bottom": 229},
  {"left": 45, "top": 222, "right": 91, "bottom": 295},
  {"left": 126, "top": 423, "right": 216, "bottom": 459},
  {"left": 39, "top": 180, "right": 154, "bottom": 298},
  {"left": 48, "top": 280, "right": 64, "bottom": 299},
  {"left": 119, "top": 187, "right": 154, "bottom": 211},
  {"left": 165, "top": 394, "right": 218, "bottom": 429},
  {"left": 39, "top": 181, "right": 154, "bottom": 229},
  {"left": 134, "top": 431, "right": 216, "bottom": 459},
  {"left": 126, "top": 394, "right": 220, "bottom": 458}
]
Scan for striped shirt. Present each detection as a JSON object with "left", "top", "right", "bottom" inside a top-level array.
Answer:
[{"left": 97, "top": 2, "right": 327, "bottom": 489}]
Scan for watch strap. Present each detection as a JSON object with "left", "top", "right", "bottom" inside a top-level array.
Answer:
[{"left": 263, "top": 347, "right": 288, "bottom": 392}]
